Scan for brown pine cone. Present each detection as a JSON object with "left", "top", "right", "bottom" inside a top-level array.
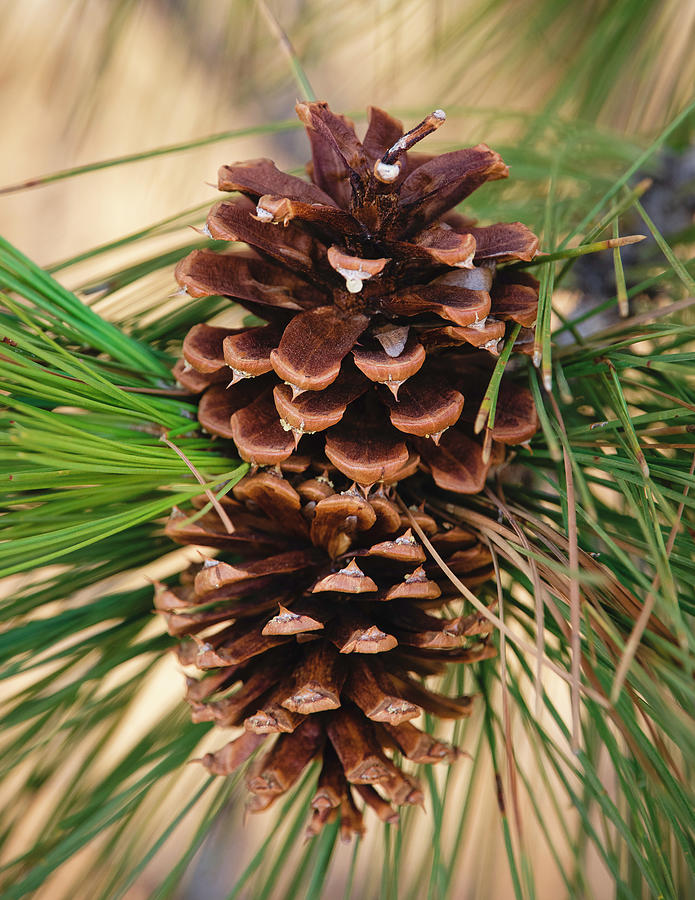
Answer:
[
  {"left": 174, "top": 102, "right": 539, "bottom": 491},
  {"left": 158, "top": 465, "right": 497, "bottom": 838}
]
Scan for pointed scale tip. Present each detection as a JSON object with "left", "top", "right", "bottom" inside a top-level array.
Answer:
[
  {"left": 384, "top": 380, "right": 402, "bottom": 399},
  {"left": 352, "top": 481, "right": 372, "bottom": 498},
  {"left": 226, "top": 370, "right": 252, "bottom": 388},
  {"left": 341, "top": 558, "right": 366, "bottom": 577}
]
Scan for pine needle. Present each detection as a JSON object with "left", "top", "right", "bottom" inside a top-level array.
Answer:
[
  {"left": 552, "top": 398, "right": 583, "bottom": 753},
  {"left": 0, "top": 121, "right": 303, "bottom": 195},
  {"left": 521, "top": 233, "right": 645, "bottom": 267},
  {"left": 159, "top": 433, "right": 238, "bottom": 534},
  {"left": 255, "top": 0, "right": 317, "bottom": 101},
  {"left": 611, "top": 451, "right": 695, "bottom": 702},
  {"left": 474, "top": 323, "right": 522, "bottom": 434},
  {"left": 397, "top": 497, "right": 609, "bottom": 708}
]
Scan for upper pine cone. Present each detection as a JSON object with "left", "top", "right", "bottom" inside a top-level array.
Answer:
[{"left": 175, "top": 103, "right": 540, "bottom": 491}]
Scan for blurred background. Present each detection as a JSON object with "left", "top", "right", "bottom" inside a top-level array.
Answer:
[
  {"left": 2, "top": 0, "right": 694, "bottom": 266},
  {"left": 1, "top": 1, "right": 694, "bottom": 898}
]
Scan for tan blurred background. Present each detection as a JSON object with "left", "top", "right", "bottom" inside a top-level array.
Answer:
[{"left": 3, "top": 0, "right": 694, "bottom": 267}]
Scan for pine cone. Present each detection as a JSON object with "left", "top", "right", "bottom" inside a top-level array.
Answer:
[
  {"left": 158, "top": 465, "right": 497, "bottom": 838},
  {"left": 174, "top": 103, "right": 539, "bottom": 491}
]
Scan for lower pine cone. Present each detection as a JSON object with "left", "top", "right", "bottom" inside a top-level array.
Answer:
[{"left": 158, "top": 462, "right": 497, "bottom": 840}]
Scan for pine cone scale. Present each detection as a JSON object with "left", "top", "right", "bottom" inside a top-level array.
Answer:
[
  {"left": 269, "top": 305, "right": 369, "bottom": 391},
  {"left": 218, "top": 158, "right": 338, "bottom": 207}
]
